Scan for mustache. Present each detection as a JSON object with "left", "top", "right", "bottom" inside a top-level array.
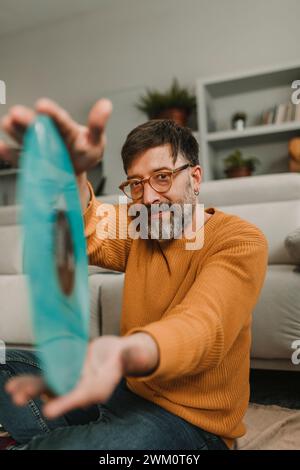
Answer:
[{"left": 145, "top": 203, "right": 173, "bottom": 216}]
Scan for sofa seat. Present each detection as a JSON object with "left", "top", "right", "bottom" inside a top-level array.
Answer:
[{"left": 251, "top": 265, "right": 300, "bottom": 362}]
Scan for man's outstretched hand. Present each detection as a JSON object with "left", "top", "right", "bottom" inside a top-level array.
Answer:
[
  {"left": 0, "top": 98, "right": 113, "bottom": 209},
  {"left": 0, "top": 98, "right": 112, "bottom": 174},
  {"left": 5, "top": 333, "right": 159, "bottom": 419}
]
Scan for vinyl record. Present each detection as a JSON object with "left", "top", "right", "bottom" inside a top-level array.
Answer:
[{"left": 18, "top": 115, "right": 89, "bottom": 395}]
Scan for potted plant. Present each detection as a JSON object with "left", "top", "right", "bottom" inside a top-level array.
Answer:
[
  {"left": 223, "top": 149, "right": 260, "bottom": 178},
  {"left": 136, "top": 79, "right": 196, "bottom": 126}
]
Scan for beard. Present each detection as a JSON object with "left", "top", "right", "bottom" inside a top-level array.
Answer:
[{"left": 146, "top": 181, "right": 196, "bottom": 241}]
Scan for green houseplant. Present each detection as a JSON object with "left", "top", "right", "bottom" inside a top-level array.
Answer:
[
  {"left": 136, "top": 79, "right": 196, "bottom": 126},
  {"left": 224, "top": 149, "right": 260, "bottom": 178}
]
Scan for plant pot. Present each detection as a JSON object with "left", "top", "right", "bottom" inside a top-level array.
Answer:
[
  {"left": 288, "top": 137, "right": 300, "bottom": 162},
  {"left": 225, "top": 166, "right": 252, "bottom": 178},
  {"left": 156, "top": 108, "right": 188, "bottom": 126}
]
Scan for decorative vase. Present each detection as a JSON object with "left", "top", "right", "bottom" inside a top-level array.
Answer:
[
  {"left": 156, "top": 108, "right": 188, "bottom": 126},
  {"left": 289, "top": 159, "right": 300, "bottom": 172},
  {"left": 225, "top": 167, "right": 252, "bottom": 178},
  {"left": 288, "top": 138, "right": 300, "bottom": 162},
  {"left": 231, "top": 113, "right": 247, "bottom": 131},
  {"left": 288, "top": 137, "right": 300, "bottom": 172}
]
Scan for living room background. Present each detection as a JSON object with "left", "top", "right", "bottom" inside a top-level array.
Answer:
[{"left": 0, "top": 0, "right": 299, "bottom": 194}]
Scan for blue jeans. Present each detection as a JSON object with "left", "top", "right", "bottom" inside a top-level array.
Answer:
[{"left": 0, "top": 349, "right": 229, "bottom": 450}]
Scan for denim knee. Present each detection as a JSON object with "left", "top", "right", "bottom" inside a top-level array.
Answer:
[
  {"left": 0, "top": 349, "right": 41, "bottom": 376},
  {"left": 0, "top": 349, "right": 69, "bottom": 444}
]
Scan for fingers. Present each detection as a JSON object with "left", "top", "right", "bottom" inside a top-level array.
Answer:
[
  {"left": 0, "top": 98, "right": 111, "bottom": 175},
  {"left": 43, "top": 386, "right": 90, "bottom": 419},
  {"left": 87, "top": 98, "right": 112, "bottom": 146},
  {"left": 1, "top": 98, "right": 78, "bottom": 147},
  {"left": 35, "top": 98, "right": 79, "bottom": 144},
  {"left": 1, "top": 105, "right": 35, "bottom": 144},
  {"left": 5, "top": 375, "right": 46, "bottom": 406},
  {"left": 73, "top": 99, "right": 112, "bottom": 169}
]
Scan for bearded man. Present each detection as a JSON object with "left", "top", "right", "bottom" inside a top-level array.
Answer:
[{"left": 0, "top": 99, "right": 268, "bottom": 450}]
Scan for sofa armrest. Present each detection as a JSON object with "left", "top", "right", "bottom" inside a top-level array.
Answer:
[
  {"left": 0, "top": 275, "right": 33, "bottom": 345},
  {"left": 251, "top": 265, "right": 300, "bottom": 362}
]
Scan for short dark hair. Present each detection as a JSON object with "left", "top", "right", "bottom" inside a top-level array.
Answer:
[{"left": 121, "top": 119, "right": 199, "bottom": 173}]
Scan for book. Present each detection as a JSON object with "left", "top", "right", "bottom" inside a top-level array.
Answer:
[
  {"left": 274, "top": 103, "right": 287, "bottom": 124},
  {"left": 284, "top": 102, "right": 294, "bottom": 122},
  {"left": 294, "top": 103, "right": 300, "bottom": 121}
]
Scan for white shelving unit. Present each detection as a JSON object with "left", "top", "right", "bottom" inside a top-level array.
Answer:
[{"left": 196, "top": 62, "right": 300, "bottom": 181}]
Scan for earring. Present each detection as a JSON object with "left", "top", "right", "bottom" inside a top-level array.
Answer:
[{"left": 194, "top": 189, "right": 199, "bottom": 196}]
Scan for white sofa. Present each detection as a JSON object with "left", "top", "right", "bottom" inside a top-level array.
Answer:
[{"left": 0, "top": 172, "right": 299, "bottom": 371}]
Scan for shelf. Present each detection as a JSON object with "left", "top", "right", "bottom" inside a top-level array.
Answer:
[
  {"left": 0, "top": 168, "right": 20, "bottom": 177},
  {"left": 206, "top": 121, "right": 300, "bottom": 149},
  {"left": 196, "top": 62, "right": 300, "bottom": 180},
  {"left": 201, "top": 62, "right": 300, "bottom": 98}
]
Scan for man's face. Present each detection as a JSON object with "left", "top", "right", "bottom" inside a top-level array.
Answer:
[{"left": 126, "top": 144, "right": 202, "bottom": 240}]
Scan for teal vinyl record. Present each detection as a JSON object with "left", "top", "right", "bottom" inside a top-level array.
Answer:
[{"left": 17, "top": 115, "right": 89, "bottom": 396}]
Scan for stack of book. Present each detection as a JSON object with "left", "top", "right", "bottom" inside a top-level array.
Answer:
[{"left": 261, "top": 102, "right": 300, "bottom": 125}]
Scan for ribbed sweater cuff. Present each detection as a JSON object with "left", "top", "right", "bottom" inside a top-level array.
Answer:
[{"left": 123, "top": 322, "right": 209, "bottom": 382}]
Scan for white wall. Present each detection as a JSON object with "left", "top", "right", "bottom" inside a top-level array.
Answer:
[{"left": 0, "top": 0, "right": 300, "bottom": 193}]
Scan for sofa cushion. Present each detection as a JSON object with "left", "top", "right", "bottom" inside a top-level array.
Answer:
[
  {"left": 88, "top": 265, "right": 122, "bottom": 275},
  {"left": 218, "top": 200, "right": 300, "bottom": 264},
  {"left": 251, "top": 264, "right": 300, "bottom": 360},
  {"left": 1, "top": 271, "right": 124, "bottom": 346},
  {"left": 0, "top": 225, "right": 23, "bottom": 274},
  {"left": 285, "top": 228, "right": 300, "bottom": 264},
  {"left": 200, "top": 173, "right": 300, "bottom": 207},
  {"left": 0, "top": 205, "right": 20, "bottom": 226},
  {"left": 88, "top": 272, "right": 124, "bottom": 338}
]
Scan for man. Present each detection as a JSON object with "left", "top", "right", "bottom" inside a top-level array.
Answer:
[{"left": 0, "top": 98, "right": 268, "bottom": 450}]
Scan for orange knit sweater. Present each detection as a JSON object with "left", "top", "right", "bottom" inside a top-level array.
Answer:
[{"left": 84, "top": 184, "right": 268, "bottom": 449}]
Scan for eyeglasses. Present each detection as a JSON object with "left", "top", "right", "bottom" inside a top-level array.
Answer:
[{"left": 119, "top": 163, "right": 192, "bottom": 200}]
